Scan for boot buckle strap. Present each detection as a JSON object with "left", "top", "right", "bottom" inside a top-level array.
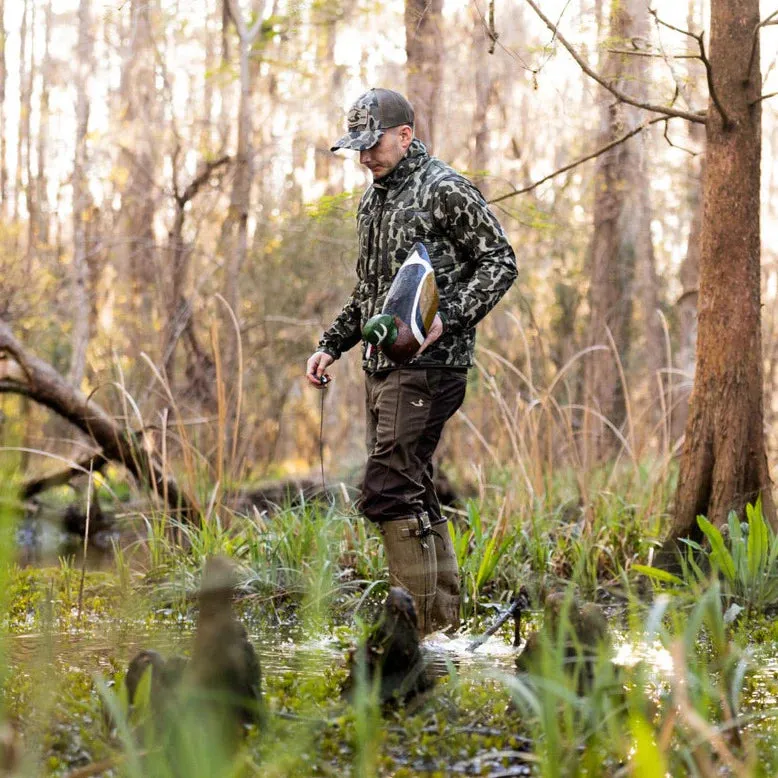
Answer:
[{"left": 398, "top": 514, "right": 433, "bottom": 539}]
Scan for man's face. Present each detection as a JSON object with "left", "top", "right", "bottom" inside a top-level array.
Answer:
[{"left": 359, "top": 126, "right": 413, "bottom": 179}]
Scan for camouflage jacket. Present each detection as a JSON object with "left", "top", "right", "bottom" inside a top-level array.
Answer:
[{"left": 318, "top": 139, "right": 517, "bottom": 372}]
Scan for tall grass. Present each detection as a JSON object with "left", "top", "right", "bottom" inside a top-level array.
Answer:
[{"left": 507, "top": 581, "right": 770, "bottom": 777}]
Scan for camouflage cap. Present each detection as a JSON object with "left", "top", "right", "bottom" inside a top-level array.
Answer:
[{"left": 331, "top": 88, "right": 415, "bottom": 152}]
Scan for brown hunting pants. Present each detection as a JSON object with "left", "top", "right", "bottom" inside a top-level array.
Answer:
[{"left": 360, "top": 368, "right": 467, "bottom": 524}]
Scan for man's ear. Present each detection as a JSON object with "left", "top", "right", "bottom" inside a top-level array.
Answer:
[{"left": 399, "top": 125, "right": 414, "bottom": 149}]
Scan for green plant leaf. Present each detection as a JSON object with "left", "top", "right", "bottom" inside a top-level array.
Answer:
[
  {"left": 629, "top": 712, "right": 668, "bottom": 778},
  {"left": 697, "top": 515, "right": 735, "bottom": 583},
  {"left": 632, "top": 564, "right": 682, "bottom": 585},
  {"left": 746, "top": 500, "right": 768, "bottom": 580}
]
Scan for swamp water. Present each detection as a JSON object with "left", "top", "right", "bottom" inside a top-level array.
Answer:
[
  {"left": 6, "top": 526, "right": 778, "bottom": 775},
  {"left": 7, "top": 605, "right": 778, "bottom": 777}
]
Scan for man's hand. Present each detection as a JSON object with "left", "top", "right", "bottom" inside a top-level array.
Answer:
[
  {"left": 416, "top": 314, "right": 443, "bottom": 356},
  {"left": 306, "top": 351, "right": 334, "bottom": 388}
]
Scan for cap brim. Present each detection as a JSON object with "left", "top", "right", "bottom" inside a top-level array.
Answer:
[{"left": 330, "top": 129, "right": 384, "bottom": 152}]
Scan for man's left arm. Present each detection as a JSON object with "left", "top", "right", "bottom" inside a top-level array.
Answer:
[{"left": 431, "top": 178, "right": 517, "bottom": 334}]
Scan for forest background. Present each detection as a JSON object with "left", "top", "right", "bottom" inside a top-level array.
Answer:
[{"left": 1, "top": 0, "right": 777, "bottom": 532}]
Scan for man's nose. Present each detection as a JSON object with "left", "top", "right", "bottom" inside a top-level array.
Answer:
[{"left": 360, "top": 150, "right": 371, "bottom": 165}]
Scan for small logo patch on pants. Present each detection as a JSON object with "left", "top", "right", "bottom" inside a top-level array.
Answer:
[{"left": 411, "top": 399, "right": 425, "bottom": 407}]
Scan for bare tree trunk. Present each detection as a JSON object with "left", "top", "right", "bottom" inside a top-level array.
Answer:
[
  {"left": 470, "top": 5, "right": 493, "bottom": 195},
  {"left": 69, "top": 0, "right": 93, "bottom": 388},
  {"left": 34, "top": 0, "right": 53, "bottom": 249},
  {"left": 0, "top": 0, "right": 7, "bottom": 216},
  {"left": 405, "top": 0, "right": 443, "bottom": 151},
  {"left": 594, "top": 0, "right": 604, "bottom": 38},
  {"left": 14, "top": 0, "right": 29, "bottom": 232},
  {"left": 163, "top": 154, "right": 228, "bottom": 392},
  {"left": 671, "top": 0, "right": 776, "bottom": 538},
  {"left": 24, "top": 0, "right": 36, "bottom": 260},
  {"left": 201, "top": 0, "right": 216, "bottom": 154},
  {"left": 583, "top": 0, "right": 657, "bottom": 462},
  {"left": 117, "top": 0, "right": 158, "bottom": 344},
  {"left": 671, "top": 0, "right": 705, "bottom": 443},
  {"left": 220, "top": 1, "right": 263, "bottom": 382},
  {"left": 218, "top": 0, "right": 233, "bottom": 153}
]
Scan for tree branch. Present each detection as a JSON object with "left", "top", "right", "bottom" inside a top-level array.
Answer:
[
  {"left": 751, "top": 90, "right": 778, "bottom": 106},
  {"left": 605, "top": 48, "right": 700, "bottom": 59},
  {"left": 488, "top": 116, "right": 667, "bottom": 204},
  {"left": 523, "top": 0, "right": 706, "bottom": 123},
  {"left": 649, "top": 8, "right": 730, "bottom": 127},
  {"left": 487, "top": 0, "right": 498, "bottom": 54},
  {"left": 697, "top": 31, "right": 731, "bottom": 129},
  {"left": 178, "top": 155, "right": 231, "bottom": 207},
  {"left": 22, "top": 454, "right": 108, "bottom": 499},
  {"left": 747, "top": 10, "right": 778, "bottom": 86},
  {"left": 0, "top": 320, "right": 201, "bottom": 524},
  {"left": 648, "top": 8, "right": 698, "bottom": 40},
  {"left": 227, "top": 0, "right": 265, "bottom": 42},
  {"left": 662, "top": 120, "right": 700, "bottom": 156}
]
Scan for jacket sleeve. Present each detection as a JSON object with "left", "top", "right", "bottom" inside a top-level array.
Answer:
[
  {"left": 317, "top": 281, "right": 363, "bottom": 359},
  {"left": 431, "top": 177, "right": 517, "bottom": 335}
]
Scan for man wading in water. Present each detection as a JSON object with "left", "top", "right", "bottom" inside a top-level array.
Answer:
[{"left": 306, "top": 88, "right": 516, "bottom": 635}]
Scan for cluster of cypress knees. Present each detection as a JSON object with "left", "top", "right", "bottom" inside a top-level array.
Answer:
[{"left": 118, "top": 556, "right": 611, "bottom": 758}]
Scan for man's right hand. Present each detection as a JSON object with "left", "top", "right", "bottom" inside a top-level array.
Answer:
[{"left": 306, "top": 351, "right": 334, "bottom": 388}]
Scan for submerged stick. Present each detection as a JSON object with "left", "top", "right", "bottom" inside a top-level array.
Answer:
[{"left": 466, "top": 587, "right": 529, "bottom": 653}]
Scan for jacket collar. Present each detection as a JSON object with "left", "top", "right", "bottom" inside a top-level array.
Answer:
[{"left": 372, "top": 139, "right": 429, "bottom": 191}]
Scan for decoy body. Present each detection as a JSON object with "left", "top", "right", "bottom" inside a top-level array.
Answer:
[
  {"left": 112, "top": 648, "right": 187, "bottom": 739},
  {"left": 188, "top": 556, "right": 264, "bottom": 743},
  {"left": 343, "top": 586, "right": 434, "bottom": 706},
  {"left": 516, "top": 593, "right": 609, "bottom": 691},
  {"left": 362, "top": 242, "right": 439, "bottom": 364}
]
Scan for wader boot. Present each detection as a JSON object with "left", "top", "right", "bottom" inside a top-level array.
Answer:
[
  {"left": 429, "top": 522, "right": 461, "bottom": 633},
  {"left": 380, "top": 514, "right": 437, "bottom": 636}
]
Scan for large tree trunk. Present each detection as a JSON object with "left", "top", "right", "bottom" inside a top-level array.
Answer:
[
  {"left": 582, "top": 0, "right": 657, "bottom": 463},
  {"left": 405, "top": 0, "right": 443, "bottom": 151},
  {"left": 670, "top": 0, "right": 776, "bottom": 538},
  {"left": 69, "top": 0, "right": 93, "bottom": 388}
]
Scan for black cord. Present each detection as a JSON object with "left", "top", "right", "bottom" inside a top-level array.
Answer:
[{"left": 319, "top": 382, "right": 327, "bottom": 494}]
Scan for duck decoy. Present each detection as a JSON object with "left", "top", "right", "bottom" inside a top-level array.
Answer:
[
  {"left": 343, "top": 586, "right": 434, "bottom": 706},
  {"left": 516, "top": 592, "right": 609, "bottom": 692},
  {"left": 187, "top": 556, "right": 264, "bottom": 746},
  {"left": 362, "top": 242, "right": 439, "bottom": 364}
]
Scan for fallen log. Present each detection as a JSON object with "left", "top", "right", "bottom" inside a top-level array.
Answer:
[
  {"left": 0, "top": 320, "right": 201, "bottom": 524},
  {"left": 22, "top": 453, "right": 108, "bottom": 499},
  {"left": 239, "top": 468, "right": 468, "bottom": 515}
]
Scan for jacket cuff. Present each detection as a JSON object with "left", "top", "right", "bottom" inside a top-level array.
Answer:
[
  {"left": 437, "top": 304, "right": 458, "bottom": 335},
  {"left": 317, "top": 344, "right": 341, "bottom": 360}
]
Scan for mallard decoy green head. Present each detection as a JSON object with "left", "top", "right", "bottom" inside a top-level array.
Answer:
[{"left": 363, "top": 314, "right": 398, "bottom": 348}]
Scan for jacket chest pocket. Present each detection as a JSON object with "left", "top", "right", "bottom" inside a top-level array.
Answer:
[{"left": 382, "top": 208, "right": 440, "bottom": 272}]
